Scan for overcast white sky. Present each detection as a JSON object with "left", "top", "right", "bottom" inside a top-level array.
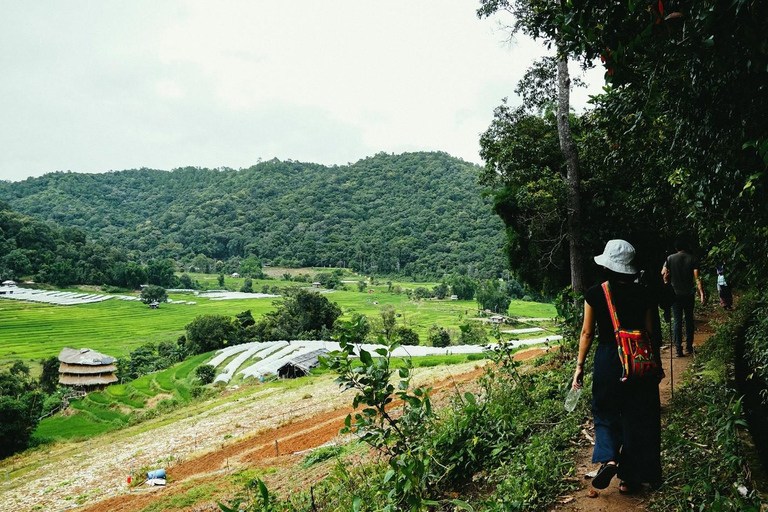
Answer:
[{"left": 0, "top": 1, "right": 605, "bottom": 182}]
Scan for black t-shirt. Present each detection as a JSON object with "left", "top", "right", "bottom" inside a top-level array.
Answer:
[
  {"left": 585, "top": 280, "right": 651, "bottom": 345},
  {"left": 666, "top": 251, "right": 699, "bottom": 296}
]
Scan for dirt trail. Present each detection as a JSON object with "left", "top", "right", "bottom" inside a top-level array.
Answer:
[{"left": 549, "top": 316, "right": 714, "bottom": 512}]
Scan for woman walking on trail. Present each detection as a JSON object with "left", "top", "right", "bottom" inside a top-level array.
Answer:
[{"left": 572, "top": 239, "right": 664, "bottom": 494}]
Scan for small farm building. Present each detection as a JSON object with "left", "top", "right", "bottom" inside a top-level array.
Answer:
[
  {"left": 277, "top": 349, "right": 329, "bottom": 378},
  {"left": 2, "top": 280, "right": 16, "bottom": 286},
  {"left": 231, "top": 272, "right": 240, "bottom": 278},
  {"left": 149, "top": 301, "right": 159, "bottom": 309},
  {"left": 58, "top": 347, "right": 118, "bottom": 391}
]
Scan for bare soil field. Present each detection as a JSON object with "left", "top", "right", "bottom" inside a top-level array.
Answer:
[{"left": 0, "top": 348, "right": 549, "bottom": 512}]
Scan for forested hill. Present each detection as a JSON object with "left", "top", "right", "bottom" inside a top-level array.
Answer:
[{"left": 0, "top": 152, "right": 506, "bottom": 278}]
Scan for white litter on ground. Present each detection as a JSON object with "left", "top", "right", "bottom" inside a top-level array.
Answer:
[
  {"left": 198, "top": 291, "right": 280, "bottom": 301},
  {"left": 500, "top": 327, "right": 546, "bottom": 334}
]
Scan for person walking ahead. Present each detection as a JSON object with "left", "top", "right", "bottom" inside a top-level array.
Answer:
[
  {"left": 662, "top": 240, "right": 705, "bottom": 357},
  {"left": 572, "top": 240, "right": 663, "bottom": 494}
]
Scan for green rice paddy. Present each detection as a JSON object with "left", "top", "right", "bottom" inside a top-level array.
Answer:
[{"left": 0, "top": 270, "right": 556, "bottom": 373}]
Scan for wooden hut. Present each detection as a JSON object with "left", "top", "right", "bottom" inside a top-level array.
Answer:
[{"left": 58, "top": 347, "right": 118, "bottom": 391}]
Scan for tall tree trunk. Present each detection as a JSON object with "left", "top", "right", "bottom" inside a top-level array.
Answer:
[{"left": 555, "top": 44, "right": 585, "bottom": 295}]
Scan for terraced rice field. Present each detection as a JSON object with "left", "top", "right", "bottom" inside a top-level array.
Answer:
[
  {"left": 0, "top": 277, "right": 556, "bottom": 374},
  {"left": 33, "top": 353, "right": 211, "bottom": 442}
]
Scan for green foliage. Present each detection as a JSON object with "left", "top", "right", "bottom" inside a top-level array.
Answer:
[
  {"left": 0, "top": 205, "right": 136, "bottom": 287},
  {"left": 379, "top": 304, "right": 397, "bottom": 341},
  {"left": 300, "top": 445, "right": 345, "bottom": 468},
  {"left": 427, "top": 326, "right": 451, "bottom": 348},
  {"left": 140, "top": 285, "right": 168, "bottom": 305},
  {"left": 554, "top": 287, "right": 583, "bottom": 356},
  {"left": 254, "top": 288, "right": 341, "bottom": 341},
  {"left": 116, "top": 341, "right": 186, "bottom": 381},
  {"left": 194, "top": 364, "right": 216, "bottom": 385},
  {"left": 240, "top": 278, "right": 253, "bottom": 293},
  {"left": 743, "top": 293, "right": 768, "bottom": 406},
  {"left": 325, "top": 332, "right": 438, "bottom": 510},
  {"left": 476, "top": 279, "right": 512, "bottom": 314},
  {"left": 432, "top": 282, "right": 448, "bottom": 300},
  {"left": 315, "top": 272, "right": 341, "bottom": 290},
  {"left": 334, "top": 314, "right": 370, "bottom": 345},
  {"left": 393, "top": 326, "right": 420, "bottom": 346},
  {"left": 458, "top": 321, "right": 488, "bottom": 345},
  {"left": 147, "top": 259, "right": 176, "bottom": 288},
  {"left": 0, "top": 153, "right": 507, "bottom": 279},
  {"left": 38, "top": 356, "right": 60, "bottom": 394},
  {"left": 643, "top": 300, "right": 766, "bottom": 511},
  {"left": 446, "top": 274, "right": 476, "bottom": 300},
  {"left": 0, "top": 385, "right": 42, "bottom": 457},
  {"left": 185, "top": 314, "right": 237, "bottom": 355},
  {"left": 239, "top": 256, "right": 265, "bottom": 279}
]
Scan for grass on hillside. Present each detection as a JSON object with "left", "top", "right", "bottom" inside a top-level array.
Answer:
[{"left": 33, "top": 353, "right": 210, "bottom": 443}]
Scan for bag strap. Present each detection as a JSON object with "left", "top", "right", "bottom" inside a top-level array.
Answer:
[{"left": 601, "top": 281, "right": 623, "bottom": 333}]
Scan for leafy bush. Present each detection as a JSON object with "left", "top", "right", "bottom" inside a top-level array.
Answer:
[
  {"left": 194, "top": 364, "right": 216, "bottom": 384},
  {"left": 428, "top": 326, "right": 451, "bottom": 348},
  {"left": 647, "top": 300, "right": 765, "bottom": 511},
  {"left": 458, "top": 321, "right": 488, "bottom": 345},
  {"left": 140, "top": 284, "right": 167, "bottom": 305},
  {"left": 325, "top": 333, "right": 439, "bottom": 510},
  {"left": 394, "top": 326, "right": 420, "bottom": 346}
]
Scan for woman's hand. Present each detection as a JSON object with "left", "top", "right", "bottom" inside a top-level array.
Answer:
[{"left": 572, "top": 366, "right": 584, "bottom": 390}]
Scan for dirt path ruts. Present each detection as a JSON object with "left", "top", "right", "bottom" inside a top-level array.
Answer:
[{"left": 549, "top": 317, "right": 714, "bottom": 512}]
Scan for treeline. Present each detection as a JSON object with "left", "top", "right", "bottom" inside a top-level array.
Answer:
[
  {"left": 0, "top": 152, "right": 507, "bottom": 280},
  {"left": 0, "top": 201, "right": 132, "bottom": 287},
  {"left": 0, "top": 358, "right": 59, "bottom": 458},
  {"left": 0, "top": 202, "right": 267, "bottom": 288}
]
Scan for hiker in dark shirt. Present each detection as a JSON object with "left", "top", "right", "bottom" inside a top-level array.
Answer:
[
  {"left": 572, "top": 240, "right": 663, "bottom": 494},
  {"left": 661, "top": 240, "right": 705, "bottom": 357}
]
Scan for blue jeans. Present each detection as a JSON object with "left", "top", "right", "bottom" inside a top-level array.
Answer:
[{"left": 672, "top": 294, "right": 695, "bottom": 352}]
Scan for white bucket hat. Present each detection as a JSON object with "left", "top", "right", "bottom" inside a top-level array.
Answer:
[{"left": 594, "top": 239, "right": 637, "bottom": 275}]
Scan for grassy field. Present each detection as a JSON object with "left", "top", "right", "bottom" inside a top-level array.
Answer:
[{"left": 0, "top": 269, "right": 556, "bottom": 372}]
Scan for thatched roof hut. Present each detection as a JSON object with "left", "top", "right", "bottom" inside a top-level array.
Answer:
[{"left": 58, "top": 347, "right": 118, "bottom": 391}]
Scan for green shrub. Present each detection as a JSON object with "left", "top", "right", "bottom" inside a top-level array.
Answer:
[
  {"left": 194, "top": 364, "right": 216, "bottom": 385},
  {"left": 301, "top": 445, "right": 345, "bottom": 468},
  {"left": 428, "top": 325, "right": 451, "bottom": 348}
]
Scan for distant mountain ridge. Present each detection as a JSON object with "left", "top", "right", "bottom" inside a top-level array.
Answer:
[{"left": 0, "top": 152, "right": 506, "bottom": 278}]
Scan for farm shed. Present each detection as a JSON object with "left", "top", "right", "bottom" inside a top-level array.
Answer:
[
  {"left": 277, "top": 348, "right": 329, "bottom": 378},
  {"left": 58, "top": 347, "right": 118, "bottom": 391}
]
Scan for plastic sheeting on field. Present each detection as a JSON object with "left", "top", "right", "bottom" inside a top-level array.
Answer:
[
  {"left": 206, "top": 335, "right": 563, "bottom": 383},
  {"left": 213, "top": 342, "right": 287, "bottom": 383}
]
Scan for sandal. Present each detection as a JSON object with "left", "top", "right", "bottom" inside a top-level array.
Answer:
[
  {"left": 619, "top": 481, "right": 639, "bottom": 495},
  {"left": 591, "top": 462, "right": 618, "bottom": 489}
]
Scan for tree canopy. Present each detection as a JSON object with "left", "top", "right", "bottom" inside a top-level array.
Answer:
[{"left": 0, "top": 152, "right": 508, "bottom": 280}]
